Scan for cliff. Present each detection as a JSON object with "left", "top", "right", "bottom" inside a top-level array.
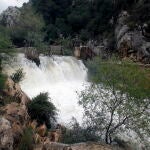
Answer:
[{"left": 115, "top": 11, "right": 150, "bottom": 64}]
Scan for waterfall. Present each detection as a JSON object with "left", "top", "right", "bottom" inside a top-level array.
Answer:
[
  {"left": 3, "top": 53, "right": 88, "bottom": 124},
  {"left": 2, "top": 53, "right": 149, "bottom": 149}
]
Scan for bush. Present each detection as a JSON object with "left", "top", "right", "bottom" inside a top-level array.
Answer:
[
  {"left": 18, "top": 127, "right": 33, "bottom": 150},
  {"left": 62, "top": 118, "right": 99, "bottom": 144},
  {"left": 27, "top": 92, "right": 57, "bottom": 128},
  {"left": 0, "top": 73, "right": 6, "bottom": 91},
  {"left": 10, "top": 3, "right": 45, "bottom": 47},
  {"left": 0, "top": 25, "right": 13, "bottom": 49},
  {"left": 58, "top": 37, "right": 73, "bottom": 55},
  {"left": 10, "top": 68, "right": 25, "bottom": 83}
]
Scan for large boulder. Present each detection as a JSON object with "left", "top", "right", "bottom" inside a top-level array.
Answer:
[
  {"left": 0, "top": 6, "right": 20, "bottom": 27},
  {"left": 115, "top": 11, "right": 150, "bottom": 63},
  {"left": 0, "top": 117, "right": 14, "bottom": 150}
]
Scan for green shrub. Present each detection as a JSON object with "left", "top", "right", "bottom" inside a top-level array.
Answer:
[
  {"left": 62, "top": 118, "right": 99, "bottom": 144},
  {"left": 0, "top": 25, "right": 13, "bottom": 49},
  {"left": 0, "top": 73, "right": 6, "bottom": 91},
  {"left": 10, "top": 68, "right": 25, "bottom": 83},
  {"left": 27, "top": 92, "right": 57, "bottom": 128},
  {"left": 18, "top": 127, "right": 33, "bottom": 150}
]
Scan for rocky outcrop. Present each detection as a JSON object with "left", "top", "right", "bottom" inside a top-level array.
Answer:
[
  {"left": 115, "top": 11, "right": 150, "bottom": 63},
  {"left": 25, "top": 47, "right": 40, "bottom": 66},
  {"left": 0, "top": 78, "right": 30, "bottom": 149},
  {"left": 0, "top": 117, "right": 14, "bottom": 150},
  {"left": 0, "top": 6, "right": 20, "bottom": 27},
  {"left": 4, "top": 78, "right": 30, "bottom": 105}
]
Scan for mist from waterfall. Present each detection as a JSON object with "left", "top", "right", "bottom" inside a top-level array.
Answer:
[{"left": 4, "top": 53, "right": 88, "bottom": 124}]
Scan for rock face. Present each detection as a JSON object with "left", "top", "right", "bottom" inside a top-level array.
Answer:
[
  {"left": 0, "top": 117, "right": 14, "bottom": 150},
  {"left": 0, "top": 6, "right": 20, "bottom": 27},
  {"left": 4, "top": 78, "right": 30, "bottom": 105},
  {"left": 0, "top": 78, "right": 30, "bottom": 150},
  {"left": 115, "top": 11, "right": 150, "bottom": 63}
]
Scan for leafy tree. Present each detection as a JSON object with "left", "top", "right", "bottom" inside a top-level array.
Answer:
[
  {"left": 27, "top": 92, "right": 57, "bottom": 128},
  {"left": 0, "top": 25, "right": 12, "bottom": 49},
  {"left": 80, "top": 58, "right": 150, "bottom": 147},
  {"left": 31, "top": 0, "right": 114, "bottom": 41},
  {"left": 0, "top": 73, "right": 6, "bottom": 91},
  {"left": 10, "top": 3, "right": 45, "bottom": 47}
]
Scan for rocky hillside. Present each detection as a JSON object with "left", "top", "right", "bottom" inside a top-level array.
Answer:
[{"left": 115, "top": 11, "right": 150, "bottom": 64}]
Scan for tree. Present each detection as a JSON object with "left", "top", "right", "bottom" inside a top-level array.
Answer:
[
  {"left": 0, "top": 25, "right": 12, "bottom": 49},
  {"left": 10, "top": 3, "right": 45, "bottom": 47},
  {"left": 62, "top": 117, "right": 98, "bottom": 144},
  {"left": 79, "top": 58, "right": 150, "bottom": 148},
  {"left": 27, "top": 92, "right": 57, "bottom": 128}
]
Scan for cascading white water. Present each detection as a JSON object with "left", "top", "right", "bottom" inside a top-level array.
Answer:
[{"left": 4, "top": 53, "right": 88, "bottom": 124}]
